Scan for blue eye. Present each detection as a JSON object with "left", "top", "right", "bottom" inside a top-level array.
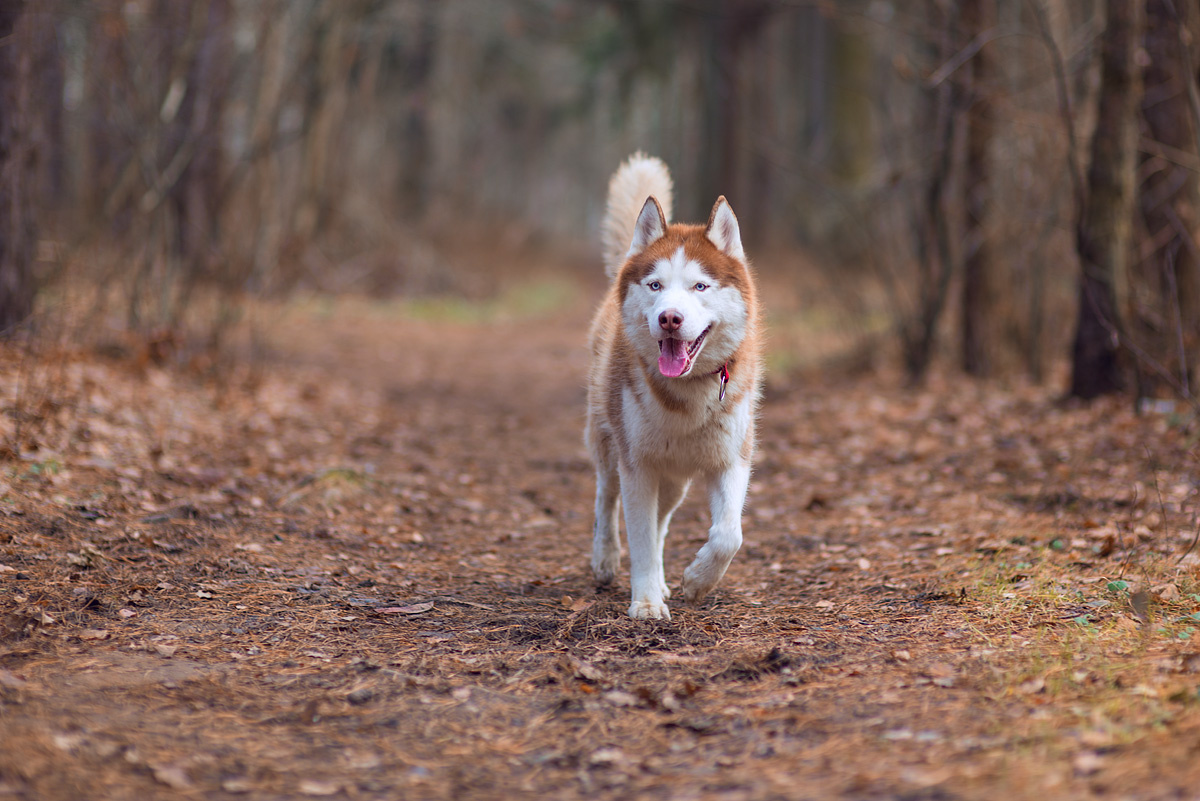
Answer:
[
  {"left": 648, "top": 280, "right": 662, "bottom": 291},
  {"left": 694, "top": 282, "right": 708, "bottom": 291}
]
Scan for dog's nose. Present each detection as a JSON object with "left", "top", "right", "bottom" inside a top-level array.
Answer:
[{"left": 658, "top": 309, "right": 684, "bottom": 331}]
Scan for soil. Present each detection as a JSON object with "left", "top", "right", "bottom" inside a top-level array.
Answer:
[{"left": 1, "top": 275, "right": 1199, "bottom": 801}]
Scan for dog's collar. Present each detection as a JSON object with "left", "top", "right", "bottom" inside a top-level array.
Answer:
[{"left": 714, "top": 362, "right": 729, "bottom": 401}]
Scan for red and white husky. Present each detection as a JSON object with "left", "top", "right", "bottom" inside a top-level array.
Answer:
[{"left": 586, "top": 153, "right": 763, "bottom": 620}]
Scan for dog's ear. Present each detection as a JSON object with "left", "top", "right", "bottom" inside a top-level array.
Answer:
[
  {"left": 628, "top": 196, "right": 667, "bottom": 256},
  {"left": 705, "top": 196, "right": 744, "bottom": 261}
]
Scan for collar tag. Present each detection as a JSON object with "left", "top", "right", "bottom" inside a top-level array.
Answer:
[{"left": 717, "top": 363, "right": 729, "bottom": 402}]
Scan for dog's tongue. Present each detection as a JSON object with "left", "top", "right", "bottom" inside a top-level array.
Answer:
[{"left": 658, "top": 338, "right": 690, "bottom": 377}]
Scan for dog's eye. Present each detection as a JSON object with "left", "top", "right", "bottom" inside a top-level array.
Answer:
[
  {"left": 694, "top": 282, "right": 708, "bottom": 291},
  {"left": 648, "top": 280, "right": 662, "bottom": 291}
]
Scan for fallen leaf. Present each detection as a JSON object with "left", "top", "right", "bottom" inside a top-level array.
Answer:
[
  {"left": 119, "top": 608, "right": 137, "bottom": 618},
  {"left": 222, "top": 778, "right": 253, "bottom": 794},
  {"left": 602, "top": 690, "right": 639, "bottom": 707},
  {"left": 1153, "top": 583, "right": 1180, "bottom": 602},
  {"left": 1073, "top": 751, "right": 1104, "bottom": 776},
  {"left": 563, "top": 656, "right": 604, "bottom": 682},
  {"left": 377, "top": 602, "right": 434, "bottom": 615},
  {"left": 926, "top": 662, "right": 955, "bottom": 678},
  {"left": 0, "top": 669, "right": 28, "bottom": 690},
  {"left": 588, "top": 747, "right": 628, "bottom": 767},
  {"left": 79, "top": 629, "right": 109, "bottom": 641},
  {"left": 153, "top": 765, "right": 192, "bottom": 789},
  {"left": 154, "top": 643, "right": 178, "bottom": 657},
  {"left": 298, "top": 779, "right": 341, "bottom": 796},
  {"left": 1017, "top": 676, "right": 1046, "bottom": 694},
  {"left": 883, "top": 728, "right": 914, "bottom": 741}
]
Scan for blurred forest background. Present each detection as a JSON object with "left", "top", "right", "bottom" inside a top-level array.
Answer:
[{"left": 1, "top": 0, "right": 1198, "bottom": 402}]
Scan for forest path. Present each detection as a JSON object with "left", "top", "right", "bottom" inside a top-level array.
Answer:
[{"left": 1, "top": 282, "right": 1198, "bottom": 800}]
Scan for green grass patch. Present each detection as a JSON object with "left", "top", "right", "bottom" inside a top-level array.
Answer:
[{"left": 395, "top": 279, "right": 580, "bottom": 324}]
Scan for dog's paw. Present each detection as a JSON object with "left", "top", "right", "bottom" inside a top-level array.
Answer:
[
  {"left": 628, "top": 599, "right": 671, "bottom": 620},
  {"left": 682, "top": 538, "right": 738, "bottom": 602},
  {"left": 660, "top": 578, "right": 671, "bottom": 600},
  {"left": 592, "top": 558, "right": 619, "bottom": 586},
  {"left": 681, "top": 564, "right": 719, "bottom": 603}
]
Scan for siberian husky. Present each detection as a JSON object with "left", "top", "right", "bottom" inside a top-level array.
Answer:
[{"left": 586, "top": 153, "right": 763, "bottom": 620}]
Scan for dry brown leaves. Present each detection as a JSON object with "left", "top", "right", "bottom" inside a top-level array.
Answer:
[{"left": 1, "top": 291, "right": 1198, "bottom": 800}]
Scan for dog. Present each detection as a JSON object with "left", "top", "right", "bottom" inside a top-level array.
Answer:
[{"left": 585, "top": 153, "right": 763, "bottom": 620}]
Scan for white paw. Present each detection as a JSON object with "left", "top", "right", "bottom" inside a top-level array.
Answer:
[
  {"left": 681, "top": 562, "right": 720, "bottom": 603},
  {"left": 682, "top": 537, "right": 739, "bottom": 602},
  {"left": 660, "top": 578, "right": 671, "bottom": 600},
  {"left": 628, "top": 599, "right": 671, "bottom": 620}
]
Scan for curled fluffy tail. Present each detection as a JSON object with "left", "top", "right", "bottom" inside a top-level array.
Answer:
[{"left": 602, "top": 153, "right": 673, "bottom": 279}]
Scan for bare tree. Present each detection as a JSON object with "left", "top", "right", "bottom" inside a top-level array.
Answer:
[
  {"left": 1070, "top": 0, "right": 1144, "bottom": 399},
  {"left": 1130, "top": 0, "right": 1200, "bottom": 402},
  {"left": 901, "top": 1, "right": 958, "bottom": 383},
  {"left": 0, "top": 0, "right": 35, "bottom": 335},
  {"left": 960, "top": 0, "right": 996, "bottom": 377},
  {"left": 693, "top": 0, "right": 772, "bottom": 224}
]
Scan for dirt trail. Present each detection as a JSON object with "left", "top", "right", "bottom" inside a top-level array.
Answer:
[{"left": 1, "top": 285, "right": 1199, "bottom": 800}]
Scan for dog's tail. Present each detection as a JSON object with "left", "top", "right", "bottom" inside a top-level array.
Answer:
[{"left": 602, "top": 153, "right": 673, "bottom": 279}]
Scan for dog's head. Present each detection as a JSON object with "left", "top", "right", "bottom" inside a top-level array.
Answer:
[{"left": 617, "top": 196, "right": 753, "bottom": 378}]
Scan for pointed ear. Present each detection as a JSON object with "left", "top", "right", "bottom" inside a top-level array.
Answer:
[
  {"left": 705, "top": 196, "right": 744, "bottom": 260},
  {"left": 627, "top": 196, "right": 667, "bottom": 257}
]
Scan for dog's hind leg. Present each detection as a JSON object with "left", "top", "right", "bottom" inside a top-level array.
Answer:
[
  {"left": 681, "top": 460, "right": 749, "bottom": 603},
  {"left": 590, "top": 441, "right": 622, "bottom": 586}
]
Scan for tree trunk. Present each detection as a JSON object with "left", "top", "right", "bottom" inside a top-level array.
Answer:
[
  {"left": 827, "top": 16, "right": 874, "bottom": 187},
  {"left": 902, "top": 0, "right": 958, "bottom": 384},
  {"left": 1132, "top": 0, "right": 1200, "bottom": 400},
  {"left": 1070, "top": 0, "right": 1144, "bottom": 399},
  {"left": 295, "top": 4, "right": 352, "bottom": 240},
  {"left": 960, "top": 0, "right": 996, "bottom": 377},
  {"left": 397, "top": 0, "right": 437, "bottom": 216},
  {"left": 0, "top": 0, "right": 35, "bottom": 335},
  {"left": 695, "top": 0, "right": 771, "bottom": 220}
]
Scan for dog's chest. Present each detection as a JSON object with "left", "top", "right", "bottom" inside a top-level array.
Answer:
[{"left": 620, "top": 383, "right": 751, "bottom": 471}]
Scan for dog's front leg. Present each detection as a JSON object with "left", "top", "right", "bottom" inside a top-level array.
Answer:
[
  {"left": 620, "top": 464, "right": 669, "bottom": 620},
  {"left": 681, "top": 460, "right": 750, "bottom": 603}
]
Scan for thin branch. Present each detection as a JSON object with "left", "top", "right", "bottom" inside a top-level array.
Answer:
[
  {"left": 1139, "top": 135, "right": 1200, "bottom": 174},
  {"left": 1162, "top": 209, "right": 1192, "bottom": 397},
  {"left": 926, "top": 25, "right": 1021, "bottom": 87},
  {"left": 1160, "top": 0, "right": 1200, "bottom": 169},
  {"left": 1178, "top": 518, "right": 1200, "bottom": 565},
  {"left": 1026, "top": 0, "right": 1087, "bottom": 221}
]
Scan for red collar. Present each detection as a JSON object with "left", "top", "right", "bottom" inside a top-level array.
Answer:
[{"left": 714, "top": 362, "right": 729, "bottom": 401}]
